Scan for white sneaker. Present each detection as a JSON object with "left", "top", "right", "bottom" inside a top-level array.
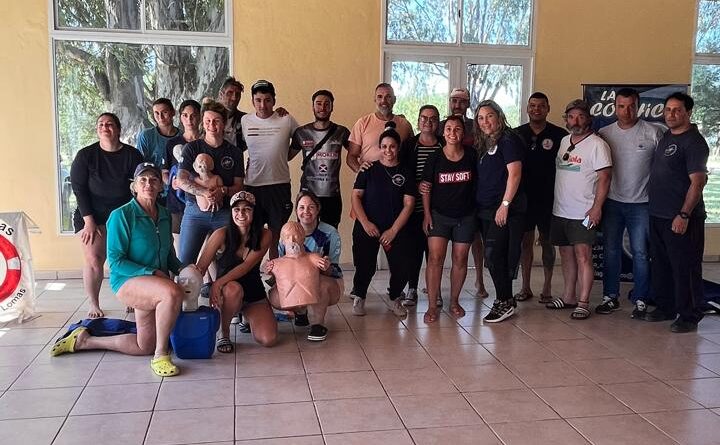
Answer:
[
  {"left": 352, "top": 296, "right": 366, "bottom": 316},
  {"left": 389, "top": 299, "right": 408, "bottom": 318},
  {"left": 230, "top": 314, "right": 241, "bottom": 324}
]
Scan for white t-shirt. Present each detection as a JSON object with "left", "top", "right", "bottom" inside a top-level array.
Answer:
[
  {"left": 241, "top": 112, "right": 299, "bottom": 186},
  {"left": 553, "top": 133, "right": 613, "bottom": 220},
  {"left": 598, "top": 120, "right": 664, "bottom": 203}
]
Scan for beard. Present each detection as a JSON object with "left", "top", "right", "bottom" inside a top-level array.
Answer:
[{"left": 314, "top": 113, "right": 330, "bottom": 122}]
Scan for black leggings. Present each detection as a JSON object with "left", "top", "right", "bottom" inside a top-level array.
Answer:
[
  {"left": 478, "top": 209, "right": 525, "bottom": 302},
  {"left": 406, "top": 212, "right": 428, "bottom": 289},
  {"left": 352, "top": 221, "right": 412, "bottom": 300}
]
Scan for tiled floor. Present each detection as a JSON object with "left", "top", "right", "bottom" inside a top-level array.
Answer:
[{"left": 2, "top": 266, "right": 720, "bottom": 444}]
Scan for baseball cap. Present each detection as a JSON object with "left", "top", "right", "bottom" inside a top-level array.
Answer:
[
  {"left": 230, "top": 190, "right": 256, "bottom": 207},
  {"left": 565, "top": 99, "right": 591, "bottom": 115},
  {"left": 251, "top": 80, "right": 276, "bottom": 97},
  {"left": 450, "top": 88, "right": 470, "bottom": 100},
  {"left": 133, "top": 162, "right": 161, "bottom": 179}
]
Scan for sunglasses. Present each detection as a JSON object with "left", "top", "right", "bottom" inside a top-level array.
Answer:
[{"left": 561, "top": 143, "right": 577, "bottom": 161}]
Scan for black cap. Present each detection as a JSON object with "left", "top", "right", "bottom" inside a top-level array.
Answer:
[
  {"left": 133, "top": 162, "right": 161, "bottom": 179},
  {"left": 251, "top": 80, "right": 276, "bottom": 97}
]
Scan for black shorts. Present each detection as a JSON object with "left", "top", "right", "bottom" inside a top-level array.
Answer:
[
  {"left": 428, "top": 211, "right": 476, "bottom": 243},
  {"left": 318, "top": 196, "right": 342, "bottom": 229},
  {"left": 73, "top": 209, "right": 109, "bottom": 233},
  {"left": 524, "top": 206, "right": 553, "bottom": 234},
  {"left": 245, "top": 183, "right": 293, "bottom": 231},
  {"left": 171, "top": 212, "right": 182, "bottom": 234},
  {"left": 550, "top": 216, "right": 597, "bottom": 246}
]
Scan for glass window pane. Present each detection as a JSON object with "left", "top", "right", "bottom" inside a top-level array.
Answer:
[
  {"left": 56, "top": 0, "right": 141, "bottom": 30},
  {"left": 386, "top": 0, "right": 458, "bottom": 44},
  {"left": 54, "top": 40, "right": 230, "bottom": 232},
  {"left": 390, "top": 61, "right": 450, "bottom": 133},
  {"left": 146, "top": 0, "right": 225, "bottom": 33},
  {"left": 467, "top": 63, "right": 523, "bottom": 127},
  {"left": 462, "top": 0, "right": 532, "bottom": 46},
  {"left": 692, "top": 64, "right": 720, "bottom": 223},
  {"left": 696, "top": 0, "right": 720, "bottom": 54}
]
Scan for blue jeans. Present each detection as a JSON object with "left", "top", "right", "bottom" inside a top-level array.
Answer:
[
  {"left": 602, "top": 199, "right": 650, "bottom": 302},
  {"left": 178, "top": 200, "right": 230, "bottom": 264}
]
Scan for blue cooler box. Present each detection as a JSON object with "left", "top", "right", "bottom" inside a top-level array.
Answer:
[{"left": 170, "top": 306, "right": 220, "bottom": 359}]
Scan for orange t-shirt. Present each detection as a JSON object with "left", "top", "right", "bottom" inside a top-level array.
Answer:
[{"left": 349, "top": 113, "right": 414, "bottom": 163}]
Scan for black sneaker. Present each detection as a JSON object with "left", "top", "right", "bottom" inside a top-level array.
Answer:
[
  {"left": 307, "top": 324, "right": 328, "bottom": 341},
  {"left": 484, "top": 299, "right": 516, "bottom": 323},
  {"left": 670, "top": 319, "right": 698, "bottom": 333},
  {"left": 294, "top": 312, "right": 310, "bottom": 327},
  {"left": 642, "top": 309, "right": 675, "bottom": 322},
  {"left": 631, "top": 300, "right": 648, "bottom": 319},
  {"left": 595, "top": 296, "right": 620, "bottom": 314}
]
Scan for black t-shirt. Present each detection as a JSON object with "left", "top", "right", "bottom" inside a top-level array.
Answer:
[
  {"left": 70, "top": 142, "right": 143, "bottom": 225},
  {"left": 180, "top": 139, "right": 245, "bottom": 206},
  {"left": 515, "top": 122, "right": 567, "bottom": 207},
  {"left": 422, "top": 146, "right": 477, "bottom": 218},
  {"left": 164, "top": 134, "right": 191, "bottom": 213},
  {"left": 353, "top": 162, "right": 415, "bottom": 231},
  {"left": 648, "top": 125, "right": 709, "bottom": 219},
  {"left": 400, "top": 135, "right": 442, "bottom": 213},
  {"left": 475, "top": 131, "right": 524, "bottom": 209}
]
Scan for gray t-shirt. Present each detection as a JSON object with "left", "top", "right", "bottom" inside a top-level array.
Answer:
[
  {"left": 291, "top": 122, "right": 350, "bottom": 197},
  {"left": 598, "top": 120, "right": 664, "bottom": 203}
]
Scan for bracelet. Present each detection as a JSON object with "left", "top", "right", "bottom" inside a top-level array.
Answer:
[{"left": 679, "top": 212, "right": 690, "bottom": 220}]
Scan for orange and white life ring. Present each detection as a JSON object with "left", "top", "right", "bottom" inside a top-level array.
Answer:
[{"left": 0, "top": 235, "right": 21, "bottom": 301}]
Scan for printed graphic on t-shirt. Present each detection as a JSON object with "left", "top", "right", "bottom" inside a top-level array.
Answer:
[
  {"left": 542, "top": 139, "right": 554, "bottom": 150},
  {"left": 557, "top": 155, "right": 582, "bottom": 172},
  {"left": 664, "top": 144, "right": 678, "bottom": 156},
  {"left": 390, "top": 173, "right": 406, "bottom": 187},
  {"left": 438, "top": 171, "right": 472, "bottom": 183},
  {"left": 220, "top": 156, "right": 235, "bottom": 170},
  {"left": 245, "top": 126, "right": 284, "bottom": 137}
]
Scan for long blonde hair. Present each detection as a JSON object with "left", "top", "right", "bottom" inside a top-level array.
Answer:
[{"left": 474, "top": 99, "right": 510, "bottom": 155}]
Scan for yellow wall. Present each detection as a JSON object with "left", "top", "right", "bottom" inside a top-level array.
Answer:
[{"left": 1, "top": 0, "right": 712, "bottom": 272}]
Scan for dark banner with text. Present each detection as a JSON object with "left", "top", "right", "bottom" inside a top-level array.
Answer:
[{"left": 582, "top": 84, "right": 688, "bottom": 131}]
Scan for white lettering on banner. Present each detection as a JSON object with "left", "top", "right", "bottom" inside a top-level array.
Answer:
[
  {"left": 438, "top": 171, "right": 471, "bottom": 184},
  {"left": 0, "top": 213, "right": 37, "bottom": 322},
  {"left": 312, "top": 152, "right": 339, "bottom": 160},
  {"left": 590, "top": 101, "right": 664, "bottom": 119}
]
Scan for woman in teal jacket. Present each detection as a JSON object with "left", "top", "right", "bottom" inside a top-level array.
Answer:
[{"left": 51, "top": 163, "right": 185, "bottom": 377}]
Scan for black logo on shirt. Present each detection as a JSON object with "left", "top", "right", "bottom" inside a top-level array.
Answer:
[
  {"left": 221, "top": 156, "right": 235, "bottom": 169},
  {"left": 664, "top": 144, "right": 678, "bottom": 157}
]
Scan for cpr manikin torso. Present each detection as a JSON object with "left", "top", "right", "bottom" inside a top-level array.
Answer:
[
  {"left": 193, "top": 153, "right": 223, "bottom": 212},
  {"left": 271, "top": 222, "right": 321, "bottom": 309}
]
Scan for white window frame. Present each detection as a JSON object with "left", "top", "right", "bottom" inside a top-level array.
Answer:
[
  {"left": 48, "top": 0, "right": 233, "bottom": 234},
  {"left": 692, "top": 0, "right": 720, "bottom": 226},
  {"left": 382, "top": 0, "right": 536, "bottom": 119}
]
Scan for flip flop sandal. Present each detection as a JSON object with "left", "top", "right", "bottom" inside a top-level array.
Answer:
[
  {"left": 423, "top": 309, "right": 439, "bottom": 324},
  {"left": 449, "top": 304, "right": 466, "bottom": 317},
  {"left": 538, "top": 294, "right": 554, "bottom": 304},
  {"left": 570, "top": 306, "right": 591, "bottom": 320},
  {"left": 545, "top": 298, "right": 578, "bottom": 310},
  {"left": 216, "top": 337, "right": 234, "bottom": 353},
  {"left": 150, "top": 355, "right": 180, "bottom": 377},
  {"left": 50, "top": 327, "right": 87, "bottom": 357},
  {"left": 514, "top": 290, "right": 534, "bottom": 302}
]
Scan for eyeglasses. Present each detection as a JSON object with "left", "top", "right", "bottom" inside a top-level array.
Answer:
[
  {"left": 419, "top": 116, "right": 439, "bottom": 123},
  {"left": 561, "top": 143, "right": 577, "bottom": 161}
]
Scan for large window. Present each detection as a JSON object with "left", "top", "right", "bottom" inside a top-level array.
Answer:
[
  {"left": 52, "top": 0, "right": 231, "bottom": 232},
  {"left": 693, "top": 0, "right": 720, "bottom": 223},
  {"left": 384, "top": 0, "right": 533, "bottom": 132}
]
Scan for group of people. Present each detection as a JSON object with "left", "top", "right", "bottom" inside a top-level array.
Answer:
[{"left": 53, "top": 77, "right": 709, "bottom": 376}]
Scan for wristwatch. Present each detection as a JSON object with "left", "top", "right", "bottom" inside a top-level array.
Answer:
[
  {"left": 501, "top": 200, "right": 511, "bottom": 207},
  {"left": 679, "top": 212, "right": 690, "bottom": 220}
]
